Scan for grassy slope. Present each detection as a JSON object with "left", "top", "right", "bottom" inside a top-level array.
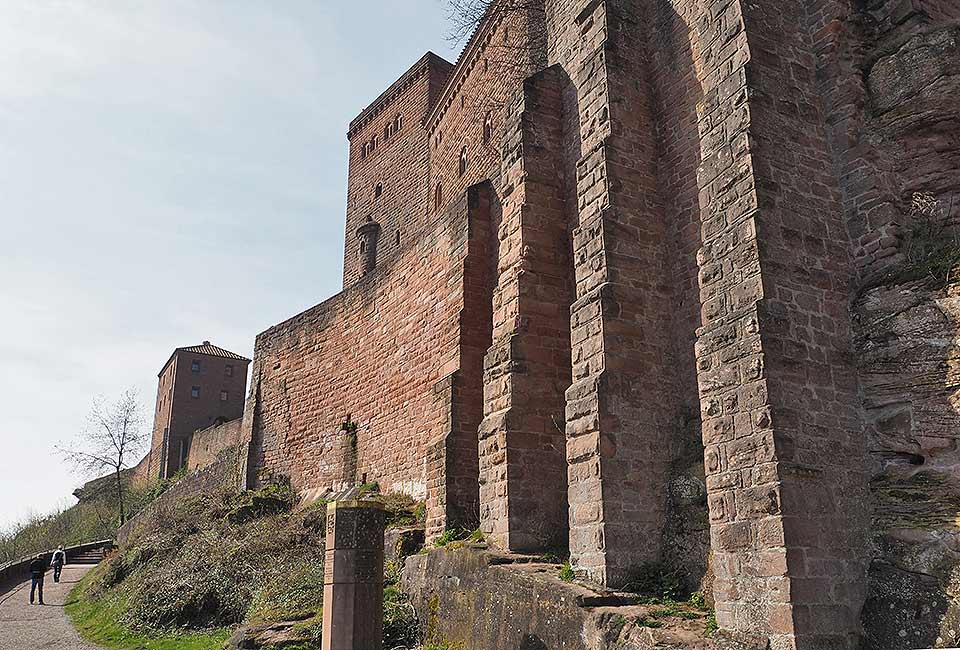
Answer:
[
  {"left": 66, "top": 482, "right": 424, "bottom": 649},
  {"left": 66, "top": 579, "right": 230, "bottom": 650}
]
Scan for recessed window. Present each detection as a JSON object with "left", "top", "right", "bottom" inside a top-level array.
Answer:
[
  {"left": 483, "top": 112, "right": 493, "bottom": 145},
  {"left": 375, "top": 183, "right": 383, "bottom": 199},
  {"left": 461, "top": 95, "right": 466, "bottom": 108},
  {"left": 483, "top": 59, "right": 489, "bottom": 73},
  {"left": 191, "top": 386, "right": 200, "bottom": 399},
  {"left": 435, "top": 182, "right": 443, "bottom": 211},
  {"left": 225, "top": 365, "right": 233, "bottom": 377},
  {"left": 395, "top": 114, "right": 403, "bottom": 132},
  {"left": 459, "top": 147, "right": 468, "bottom": 177},
  {"left": 395, "top": 230, "right": 401, "bottom": 245},
  {"left": 191, "top": 360, "right": 200, "bottom": 373},
  {"left": 384, "top": 124, "right": 391, "bottom": 140},
  {"left": 360, "top": 240, "right": 366, "bottom": 254},
  {"left": 220, "top": 390, "right": 229, "bottom": 402}
]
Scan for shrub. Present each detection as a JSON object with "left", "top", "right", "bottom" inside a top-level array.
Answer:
[
  {"left": 622, "top": 563, "right": 687, "bottom": 601},
  {"left": 383, "top": 585, "right": 419, "bottom": 647},
  {"left": 893, "top": 193, "right": 960, "bottom": 287}
]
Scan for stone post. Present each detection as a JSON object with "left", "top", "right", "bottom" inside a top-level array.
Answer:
[{"left": 322, "top": 500, "right": 387, "bottom": 650}]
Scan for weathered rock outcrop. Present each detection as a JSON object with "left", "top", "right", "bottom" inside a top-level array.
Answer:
[
  {"left": 403, "top": 546, "right": 764, "bottom": 650},
  {"left": 856, "top": 281, "right": 960, "bottom": 647}
]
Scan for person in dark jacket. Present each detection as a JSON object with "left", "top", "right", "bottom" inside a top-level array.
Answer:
[
  {"left": 28, "top": 554, "right": 46, "bottom": 605},
  {"left": 51, "top": 546, "right": 66, "bottom": 583}
]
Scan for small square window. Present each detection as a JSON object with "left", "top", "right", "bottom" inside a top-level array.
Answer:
[
  {"left": 191, "top": 386, "right": 200, "bottom": 398},
  {"left": 225, "top": 365, "right": 233, "bottom": 377},
  {"left": 220, "top": 390, "right": 229, "bottom": 402},
  {"left": 191, "top": 360, "right": 201, "bottom": 373}
]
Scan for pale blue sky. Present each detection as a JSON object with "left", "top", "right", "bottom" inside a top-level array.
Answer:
[{"left": 0, "top": 0, "right": 462, "bottom": 531}]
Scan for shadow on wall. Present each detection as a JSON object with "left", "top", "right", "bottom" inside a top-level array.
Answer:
[{"left": 644, "top": 0, "right": 709, "bottom": 596}]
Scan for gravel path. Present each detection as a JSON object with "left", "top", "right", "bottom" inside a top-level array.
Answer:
[{"left": 0, "top": 564, "right": 98, "bottom": 650}]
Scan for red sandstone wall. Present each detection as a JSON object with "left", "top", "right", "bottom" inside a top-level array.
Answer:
[
  {"left": 343, "top": 54, "right": 452, "bottom": 287},
  {"left": 426, "top": 4, "right": 542, "bottom": 213},
  {"left": 246, "top": 201, "right": 474, "bottom": 514},
  {"left": 186, "top": 418, "right": 243, "bottom": 472}
]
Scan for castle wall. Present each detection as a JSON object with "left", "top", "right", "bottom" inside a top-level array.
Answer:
[
  {"left": 244, "top": 199, "right": 475, "bottom": 526},
  {"left": 186, "top": 418, "right": 243, "bottom": 473},
  {"left": 238, "top": 2, "right": 959, "bottom": 645},
  {"left": 425, "top": 4, "right": 542, "bottom": 212},
  {"left": 478, "top": 66, "right": 572, "bottom": 552},
  {"left": 643, "top": 0, "right": 714, "bottom": 594},
  {"left": 544, "top": 0, "right": 684, "bottom": 587}
]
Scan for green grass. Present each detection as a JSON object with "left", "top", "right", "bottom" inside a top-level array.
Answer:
[
  {"left": 66, "top": 577, "right": 230, "bottom": 650},
  {"left": 558, "top": 562, "right": 575, "bottom": 582},
  {"left": 705, "top": 613, "right": 719, "bottom": 637}
]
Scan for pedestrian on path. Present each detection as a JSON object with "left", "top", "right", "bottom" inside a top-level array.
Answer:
[
  {"left": 29, "top": 554, "right": 46, "bottom": 605},
  {"left": 51, "top": 546, "right": 66, "bottom": 583}
]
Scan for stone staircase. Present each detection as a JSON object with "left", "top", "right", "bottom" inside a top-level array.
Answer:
[{"left": 67, "top": 547, "right": 108, "bottom": 565}]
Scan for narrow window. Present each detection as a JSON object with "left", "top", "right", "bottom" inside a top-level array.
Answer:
[
  {"left": 435, "top": 182, "right": 443, "bottom": 210},
  {"left": 484, "top": 58, "right": 489, "bottom": 72},
  {"left": 191, "top": 360, "right": 200, "bottom": 373},
  {"left": 360, "top": 239, "right": 366, "bottom": 254},
  {"left": 483, "top": 112, "right": 493, "bottom": 145},
  {"left": 375, "top": 183, "right": 383, "bottom": 199},
  {"left": 461, "top": 95, "right": 466, "bottom": 108},
  {"left": 395, "top": 230, "right": 401, "bottom": 245},
  {"left": 395, "top": 114, "right": 402, "bottom": 131},
  {"left": 220, "top": 390, "right": 229, "bottom": 402},
  {"left": 459, "top": 147, "right": 468, "bottom": 177},
  {"left": 191, "top": 386, "right": 200, "bottom": 399},
  {"left": 225, "top": 365, "right": 233, "bottom": 377}
]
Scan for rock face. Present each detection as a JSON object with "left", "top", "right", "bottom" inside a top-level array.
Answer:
[
  {"left": 402, "top": 546, "right": 765, "bottom": 650},
  {"left": 855, "top": 282, "right": 960, "bottom": 647}
]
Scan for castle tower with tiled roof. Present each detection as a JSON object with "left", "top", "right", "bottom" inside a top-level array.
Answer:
[{"left": 146, "top": 341, "right": 251, "bottom": 479}]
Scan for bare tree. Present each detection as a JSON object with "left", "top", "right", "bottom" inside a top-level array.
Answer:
[
  {"left": 58, "top": 390, "right": 148, "bottom": 526},
  {"left": 446, "top": 0, "right": 544, "bottom": 45}
]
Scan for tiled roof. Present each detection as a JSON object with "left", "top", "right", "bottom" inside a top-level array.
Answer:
[
  {"left": 158, "top": 341, "right": 251, "bottom": 375},
  {"left": 178, "top": 342, "right": 250, "bottom": 361}
]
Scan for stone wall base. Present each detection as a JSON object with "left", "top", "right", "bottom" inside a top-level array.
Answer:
[{"left": 402, "top": 546, "right": 767, "bottom": 650}]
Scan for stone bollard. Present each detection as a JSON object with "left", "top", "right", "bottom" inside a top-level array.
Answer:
[{"left": 322, "top": 500, "right": 387, "bottom": 650}]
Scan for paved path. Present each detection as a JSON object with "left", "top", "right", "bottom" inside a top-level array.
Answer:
[{"left": 0, "top": 565, "right": 98, "bottom": 650}]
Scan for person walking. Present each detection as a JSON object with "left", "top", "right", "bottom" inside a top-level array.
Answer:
[
  {"left": 51, "top": 545, "right": 66, "bottom": 583},
  {"left": 28, "top": 554, "right": 46, "bottom": 605}
]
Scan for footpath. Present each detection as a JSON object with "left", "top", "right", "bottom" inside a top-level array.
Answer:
[{"left": 0, "top": 564, "right": 97, "bottom": 650}]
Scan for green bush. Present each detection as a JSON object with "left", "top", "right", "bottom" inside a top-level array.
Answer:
[
  {"left": 383, "top": 585, "right": 420, "bottom": 647},
  {"left": 622, "top": 563, "right": 687, "bottom": 601}
]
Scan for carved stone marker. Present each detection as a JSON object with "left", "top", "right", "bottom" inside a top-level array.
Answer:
[{"left": 322, "top": 500, "right": 387, "bottom": 650}]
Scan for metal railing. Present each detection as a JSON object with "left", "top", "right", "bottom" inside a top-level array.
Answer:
[{"left": 0, "top": 539, "right": 115, "bottom": 594}]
